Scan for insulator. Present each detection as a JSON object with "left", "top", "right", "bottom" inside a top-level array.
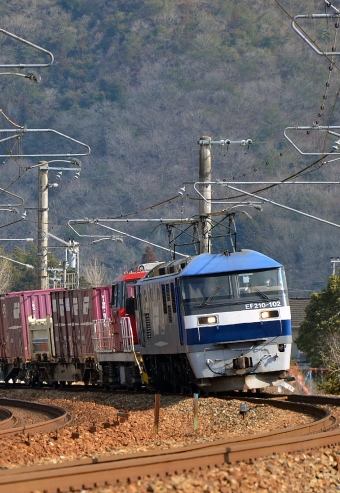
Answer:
[
  {"left": 254, "top": 168, "right": 257, "bottom": 172},
  {"left": 336, "top": 23, "right": 339, "bottom": 28},
  {"left": 326, "top": 82, "right": 330, "bottom": 87},
  {"left": 280, "top": 152, "right": 283, "bottom": 156},
  {"left": 332, "top": 47, "right": 336, "bottom": 51},
  {"left": 329, "top": 65, "right": 333, "bottom": 71},
  {"left": 265, "top": 162, "right": 269, "bottom": 165},
  {"left": 323, "top": 95, "right": 327, "bottom": 99},
  {"left": 318, "top": 113, "right": 322, "bottom": 117},
  {"left": 321, "top": 105, "right": 324, "bottom": 110},
  {"left": 307, "top": 131, "right": 310, "bottom": 134}
]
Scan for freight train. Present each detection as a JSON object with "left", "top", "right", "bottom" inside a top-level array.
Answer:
[{"left": 0, "top": 250, "right": 292, "bottom": 393}]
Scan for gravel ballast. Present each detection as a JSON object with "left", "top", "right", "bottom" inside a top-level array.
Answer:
[{"left": 0, "top": 388, "right": 339, "bottom": 492}]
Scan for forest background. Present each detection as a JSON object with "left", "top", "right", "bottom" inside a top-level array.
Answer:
[{"left": 0, "top": 0, "right": 339, "bottom": 293}]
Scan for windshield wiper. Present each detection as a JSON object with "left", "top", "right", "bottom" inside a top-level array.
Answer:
[
  {"left": 252, "top": 288, "right": 279, "bottom": 301},
  {"left": 198, "top": 287, "right": 220, "bottom": 306}
]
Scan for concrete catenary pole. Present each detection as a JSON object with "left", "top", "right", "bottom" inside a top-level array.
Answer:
[
  {"left": 38, "top": 161, "right": 49, "bottom": 289},
  {"left": 198, "top": 136, "right": 212, "bottom": 254}
]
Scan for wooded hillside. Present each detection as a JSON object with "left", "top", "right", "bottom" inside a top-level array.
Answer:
[{"left": 0, "top": 0, "right": 339, "bottom": 293}]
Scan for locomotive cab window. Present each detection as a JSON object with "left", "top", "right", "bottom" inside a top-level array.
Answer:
[
  {"left": 236, "top": 268, "right": 287, "bottom": 298},
  {"left": 181, "top": 275, "right": 233, "bottom": 314}
]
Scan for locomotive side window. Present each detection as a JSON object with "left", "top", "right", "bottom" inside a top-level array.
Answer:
[
  {"left": 126, "top": 283, "right": 135, "bottom": 298},
  {"left": 125, "top": 282, "right": 136, "bottom": 315},
  {"left": 111, "top": 283, "right": 121, "bottom": 308},
  {"left": 170, "top": 283, "right": 177, "bottom": 313},
  {"left": 161, "top": 285, "right": 167, "bottom": 314},
  {"left": 111, "top": 284, "right": 117, "bottom": 307}
]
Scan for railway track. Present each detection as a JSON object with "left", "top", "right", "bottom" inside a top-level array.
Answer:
[
  {"left": 0, "top": 398, "right": 70, "bottom": 437},
  {"left": 0, "top": 393, "right": 339, "bottom": 493}
]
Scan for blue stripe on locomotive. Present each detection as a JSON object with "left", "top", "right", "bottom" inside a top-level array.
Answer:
[{"left": 185, "top": 319, "right": 292, "bottom": 345}]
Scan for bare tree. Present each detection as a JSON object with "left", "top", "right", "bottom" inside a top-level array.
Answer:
[
  {"left": 142, "top": 245, "right": 157, "bottom": 263},
  {"left": 82, "top": 257, "right": 107, "bottom": 287},
  {"left": 0, "top": 259, "right": 12, "bottom": 294},
  {"left": 320, "top": 333, "right": 340, "bottom": 373}
]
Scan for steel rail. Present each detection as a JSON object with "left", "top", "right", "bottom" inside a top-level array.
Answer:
[
  {"left": 0, "top": 397, "right": 337, "bottom": 493},
  {"left": 0, "top": 398, "right": 70, "bottom": 436},
  {"left": 0, "top": 408, "right": 16, "bottom": 430}
]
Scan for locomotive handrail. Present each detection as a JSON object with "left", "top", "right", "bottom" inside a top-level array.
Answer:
[
  {"left": 121, "top": 317, "right": 134, "bottom": 352},
  {"left": 92, "top": 319, "right": 115, "bottom": 353}
]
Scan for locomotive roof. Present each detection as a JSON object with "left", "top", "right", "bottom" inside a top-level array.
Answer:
[{"left": 179, "top": 250, "right": 282, "bottom": 277}]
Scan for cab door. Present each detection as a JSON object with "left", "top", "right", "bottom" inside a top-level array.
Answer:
[{"left": 111, "top": 282, "right": 124, "bottom": 351}]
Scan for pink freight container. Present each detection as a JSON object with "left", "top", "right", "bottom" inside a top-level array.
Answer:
[
  {"left": 75, "top": 289, "right": 95, "bottom": 358},
  {"left": 92, "top": 286, "right": 112, "bottom": 320},
  {"left": 5, "top": 289, "right": 64, "bottom": 362},
  {"left": 50, "top": 290, "right": 69, "bottom": 361},
  {"left": 0, "top": 297, "right": 9, "bottom": 362},
  {"left": 51, "top": 289, "right": 94, "bottom": 363},
  {"left": 0, "top": 295, "right": 27, "bottom": 362}
]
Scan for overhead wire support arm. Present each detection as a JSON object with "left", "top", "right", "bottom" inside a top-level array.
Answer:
[
  {"left": 292, "top": 13, "right": 340, "bottom": 56},
  {"left": 0, "top": 71, "right": 42, "bottom": 83},
  {"left": 0, "top": 28, "right": 54, "bottom": 67},
  {"left": 0, "top": 188, "right": 24, "bottom": 207},
  {"left": 0, "top": 128, "right": 90, "bottom": 157},
  {"left": 0, "top": 254, "right": 35, "bottom": 269},
  {"left": 284, "top": 125, "right": 340, "bottom": 155},
  {"left": 46, "top": 231, "right": 79, "bottom": 248}
]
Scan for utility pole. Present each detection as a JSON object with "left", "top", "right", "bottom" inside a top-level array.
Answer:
[
  {"left": 331, "top": 257, "right": 340, "bottom": 275},
  {"left": 198, "top": 136, "right": 212, "bottom": 254},
  {"left": 36, "top": 160, "right": 83, "bottom": 290},
  {"left": 38, "top": 161, "right": 48, "bottom": 289}
]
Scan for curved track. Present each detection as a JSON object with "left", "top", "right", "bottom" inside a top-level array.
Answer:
[
  {"left": 0, "top": 393, "right": 339, "bottom": 493},
  {"left": 0, "top": 398, "right": 70, "bottom": 437}
]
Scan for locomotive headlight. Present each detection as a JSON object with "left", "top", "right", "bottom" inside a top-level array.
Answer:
[
  {"left": 198, "top": 315, "right": 218, "bottom": 325},
  {"left": 260, "top": 310, "right": 279, "bottom": 320}
]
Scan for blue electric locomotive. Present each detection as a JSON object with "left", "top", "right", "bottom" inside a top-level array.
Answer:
[{"left": 136, "top": 249, "right": 292, "bottom": 393}]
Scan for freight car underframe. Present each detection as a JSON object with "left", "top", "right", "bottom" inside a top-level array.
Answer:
[
  {"left": 0, "top": 357, "right": 143, "bottom": 390},
  {"left": 1, "top": 359, "right": 98, "bottom": 386}
]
